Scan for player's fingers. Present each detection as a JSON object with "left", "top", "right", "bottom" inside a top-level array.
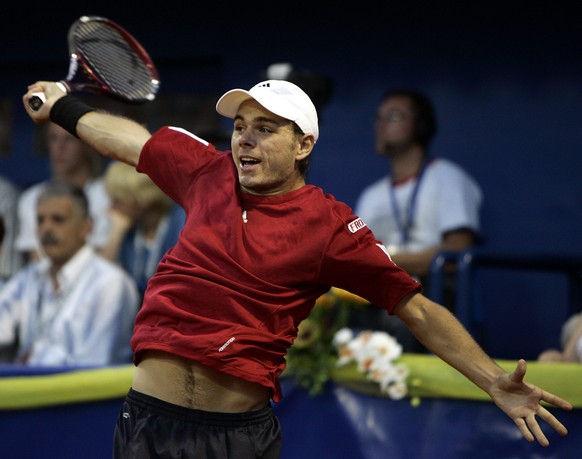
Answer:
[
  {"left": 537, "top": 405, "right": 569, "bottom": 436},
  {"left": 542, "top": 390, "right": 573, "bottom": 411},
  {"left": 513, "top": 417, "right": 535, "bottom": 444},
  {"left": 524, "top": 414, "right": 549, "bottom": 447},
  {"left": 510, "top": 359, "right": 527, "bottom": 383}
]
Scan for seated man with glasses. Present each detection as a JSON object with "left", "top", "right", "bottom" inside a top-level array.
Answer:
[{"left": 353, "top": 89, "right": 483, "bottom": 352}]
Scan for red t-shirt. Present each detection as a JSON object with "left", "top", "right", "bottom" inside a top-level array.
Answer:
[{"left": 133, "top": 126, "right": 421, "bottom": 402}]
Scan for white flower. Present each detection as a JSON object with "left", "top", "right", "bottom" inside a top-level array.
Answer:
[
  {"left": 391, "top": 363, "right": 410, "bottom": 381},
  {"left": 333, "top": 327, "right": 354, "bottom": 347},
  {"left": 336, "top": 344, "right": 355, "bottom": 366},
  {"left": 386, "top": 380, "right": 408, "bottom": 400},
  {"left": 346, "top": 336, "right": 367, "bottom": 362},
  {"left": 366, "top": 331, "right": 403, "bottom": 361},
  {"left": 368, "top": 355, "right": 394, "bottom": 382},
  {"left": 332, "top": 328, "right": 410, "bottom": 400}
]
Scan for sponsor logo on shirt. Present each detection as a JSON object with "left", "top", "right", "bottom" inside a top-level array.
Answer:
[
  {"left": 219, "top": 337, "right": 236, "bottom": 352},
  {"left": 347, "top": 218, "right": 367, "bottom": 233}
]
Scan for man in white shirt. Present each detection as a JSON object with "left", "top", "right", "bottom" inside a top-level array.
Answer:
[
  {"left": 0, "top": 182, "right": 139, "bottom": 365},
  {"left": 15, "top": 122, "right": 111, "bottom": 263},
  {"left": 356, "top": 89, "right": 482, "bottom": 274},
  {"left": 0, "top": 174, "right": 21, "bottom": 282},
  {"left": 354, "top": 89, "right": 482, "bottom": 351}
]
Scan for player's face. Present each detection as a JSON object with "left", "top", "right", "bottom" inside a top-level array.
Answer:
[{"left": 231, "top": 100, "right": 313, "bottom": 196}]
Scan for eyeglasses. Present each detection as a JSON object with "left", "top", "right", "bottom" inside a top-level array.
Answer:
[{"left": 375, "top": 110, "right": 410, "bottom": 124}]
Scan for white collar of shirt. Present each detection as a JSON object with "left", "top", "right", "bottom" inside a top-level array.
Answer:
[{"left": 36, "top": 245, "right": 95, "bottom": 290}]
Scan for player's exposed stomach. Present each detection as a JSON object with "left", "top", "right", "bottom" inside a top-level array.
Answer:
[{"left": 132, "top": 349, "right": 270, "bottom": 412}]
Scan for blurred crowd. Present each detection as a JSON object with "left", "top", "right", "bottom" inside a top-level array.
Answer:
[
  {"left": 1, "top": 86, "right": 579, "bottom": 368},
  {"left": 0, "top": 122, "right": 184, "bottom": 366}
]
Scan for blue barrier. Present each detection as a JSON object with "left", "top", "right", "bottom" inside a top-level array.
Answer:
[
  {"left": 1, "top": 361, "right": 580, "bottom": 459},
  {"left": 428, "top": 249, "right": 582, "bottom": 358}
]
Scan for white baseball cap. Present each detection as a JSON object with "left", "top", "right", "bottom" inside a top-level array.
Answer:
[{"left": 216, "top": 80, "right": 319, "bottom": 142}]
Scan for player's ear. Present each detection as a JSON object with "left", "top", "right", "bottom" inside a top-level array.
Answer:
[{"left": 296, "top": 134, "right": 315, "bottom": 161}]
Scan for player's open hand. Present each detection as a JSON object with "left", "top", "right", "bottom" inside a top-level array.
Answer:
[{"left": 489, "top": 359, "right": 572, "bottom": 447}]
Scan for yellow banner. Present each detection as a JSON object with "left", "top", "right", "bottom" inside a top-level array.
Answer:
[{"left": 0, "top": 356, "right": 580, "bottom": 410}]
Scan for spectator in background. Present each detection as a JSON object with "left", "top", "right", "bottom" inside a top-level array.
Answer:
[
  {"left": 101, "top": 161, "right": 185, "bottom": 296},
  {"left": 0, "top": 216, "right": 5, "bottom": 291},
  {"left": 0, "top": 174, "right": 21, "bottom": 282},
  {"left": 0, "top": 182, "right": 139, "bottom": 365},
  {"left": 0, "top": 216, "right": 16, "bottom": 360},
  {"left": 538, "top": 313, "right": 582, "bottom": 363},
  {"left": 15, "top": 122, "right": 111, "bottom": 263},
  {"left": 353, "top": 89, "right": 483, "bottom": 352}
]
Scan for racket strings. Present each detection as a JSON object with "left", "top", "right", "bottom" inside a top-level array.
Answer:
[{"left": 73, "top": 21, "right": 158, "bottom": 102}]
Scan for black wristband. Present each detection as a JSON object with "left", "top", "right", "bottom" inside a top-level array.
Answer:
[{"left": 49, "top": 94, "right": 95, "bottom": 138}]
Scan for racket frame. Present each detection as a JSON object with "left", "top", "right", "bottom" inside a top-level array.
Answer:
[
  {"left": 28, "top": 15, "right": 159, "bottom": 110},
  {"left": 65, "top": 15, "right": 160, "bottom": 102}
]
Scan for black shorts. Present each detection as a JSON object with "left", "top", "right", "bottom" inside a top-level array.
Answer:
[{"left": 113, "top": 388, "right": 282, "bottom": 459}]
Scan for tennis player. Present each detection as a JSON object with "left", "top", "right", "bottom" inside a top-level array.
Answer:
[{"left": 23, "top": 80, "right": 572, "bottom": 458}]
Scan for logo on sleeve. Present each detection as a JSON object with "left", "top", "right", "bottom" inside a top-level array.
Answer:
[
  {"left": 219, "top": 337, "right": 235, "bottom": 352},
  {"left": 347, "top": 218, "right": 367, "bottom": 233}
]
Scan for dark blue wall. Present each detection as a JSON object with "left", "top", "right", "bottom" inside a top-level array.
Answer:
[{"left": 1, "top": 2, "right": 581, "bottom": 358}]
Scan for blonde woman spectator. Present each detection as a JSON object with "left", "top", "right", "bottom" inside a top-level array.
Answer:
[{"left": 103, "top": 161, "right": 185, "bottom": 295}]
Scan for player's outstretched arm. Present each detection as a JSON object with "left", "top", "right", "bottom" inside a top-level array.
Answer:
[{"left": 395, "top": 293, "right": 572, "bottom": 446}]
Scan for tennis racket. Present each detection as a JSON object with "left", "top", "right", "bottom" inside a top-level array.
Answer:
[{"left": 29, "top": 15, "right": 160, "bottom": 110}]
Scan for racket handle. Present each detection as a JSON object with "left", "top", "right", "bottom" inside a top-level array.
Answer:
[
  {"left": 28, "top": 93, "right": 46, "bottom": 111},
  {"left": 28, "top": 82, "right": 69, "bottom": 111}
]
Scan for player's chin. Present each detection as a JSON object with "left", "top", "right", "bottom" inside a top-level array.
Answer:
[
  {"left": 238, "top": 177, "right": 275, "bottom": 196},
  {"left": 239, "top": 180, "right": 261, "bottom": 194},
  {"left": 238, "top": 171, "right": 259, "bottom": 186}
]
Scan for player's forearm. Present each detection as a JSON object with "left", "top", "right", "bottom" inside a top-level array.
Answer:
[
  {"left": 400, "top": 294, "right": 505, "bottom": 393},
  {"left": 77, "top": 111, "right": 151, "bottom": 166}
]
